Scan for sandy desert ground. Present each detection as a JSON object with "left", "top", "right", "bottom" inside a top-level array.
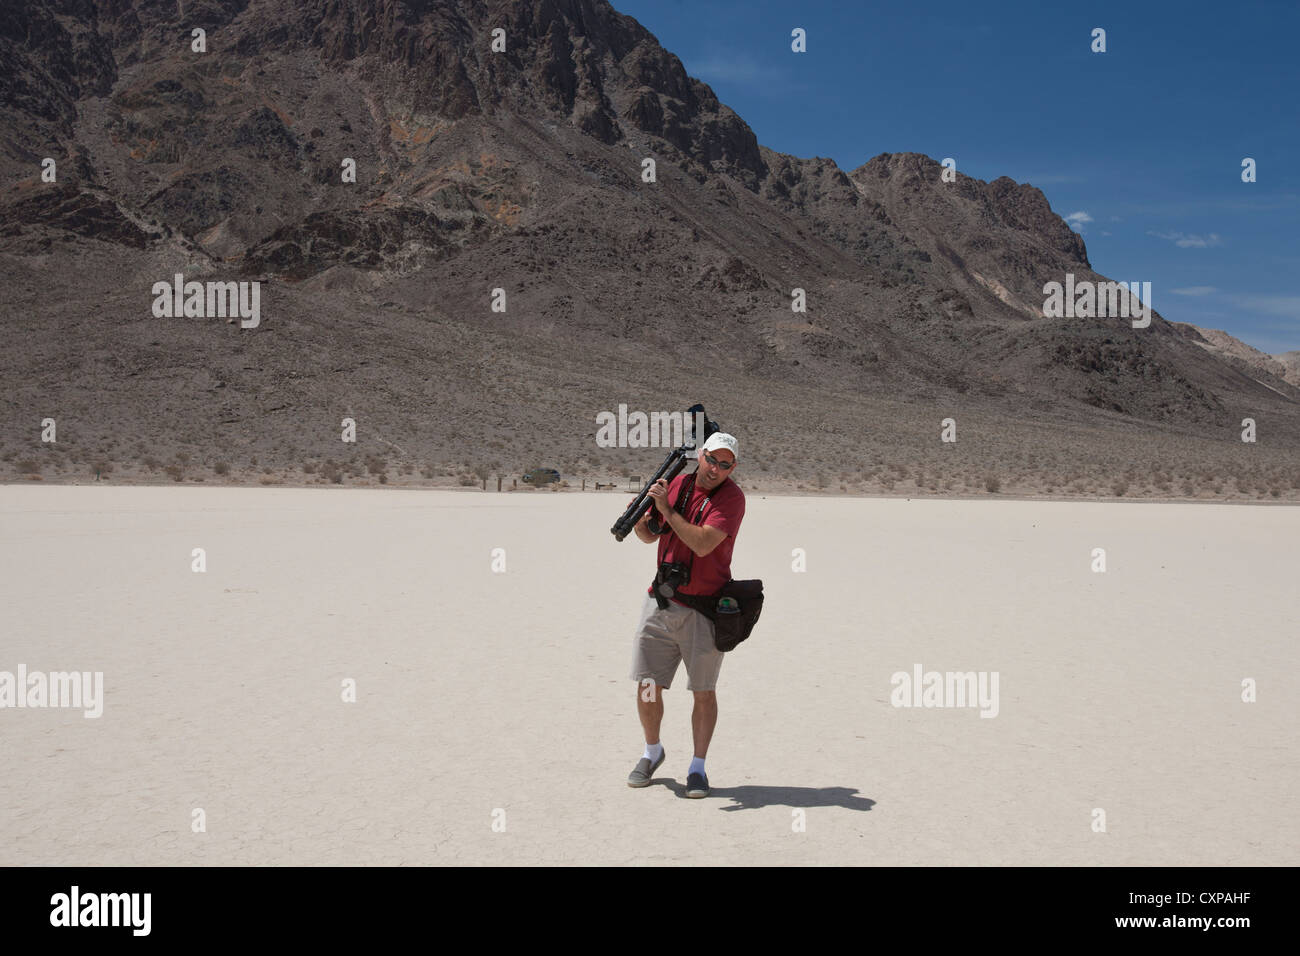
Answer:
[{"left": 1, "top": 485, "right": 1296, "bottom": 866}]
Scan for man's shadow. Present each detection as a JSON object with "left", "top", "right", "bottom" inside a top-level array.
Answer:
[{"left": 659, "top": 779, "right": 875, "bottom": 812}]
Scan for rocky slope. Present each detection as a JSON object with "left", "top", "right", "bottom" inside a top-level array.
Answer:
[{"left": 1, "top": 0, "right": 1296, "bottom": 496}]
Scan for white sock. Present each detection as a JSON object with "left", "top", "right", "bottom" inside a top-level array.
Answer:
[
  {"left": 643, "top": 742, "right": 663, "bottom": 763},
  {"left": 689, "top": 756, "right": 706, "bottom": 776}
]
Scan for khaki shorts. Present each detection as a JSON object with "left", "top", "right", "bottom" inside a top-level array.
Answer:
[{"left": 628, "top": 592, "right": 723, "bottom": 692}]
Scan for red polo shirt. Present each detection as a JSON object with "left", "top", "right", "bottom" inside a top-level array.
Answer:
[{"left": 647, "top": 470, "right": 746, "bottom": 605}]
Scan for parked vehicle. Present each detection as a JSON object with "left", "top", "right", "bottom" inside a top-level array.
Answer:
[{"left": 523, "top": 468, "right": 561, "bottom": 485}]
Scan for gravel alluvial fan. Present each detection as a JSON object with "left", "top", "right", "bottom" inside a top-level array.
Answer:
[{"left": 1, "top": 0, "right": 1296, "bottom": 496}]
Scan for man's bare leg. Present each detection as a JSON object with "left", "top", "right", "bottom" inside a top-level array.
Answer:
[
  {"left": 691, "top": 690, "right": 717, "bottom": 758},
  {"left": 637, "top": 683, "right": 665, "bottom": 745}
]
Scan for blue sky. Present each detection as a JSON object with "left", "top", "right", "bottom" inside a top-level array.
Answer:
[{"left": 613, "top": 0, "right": 1300, "bottom": 354}]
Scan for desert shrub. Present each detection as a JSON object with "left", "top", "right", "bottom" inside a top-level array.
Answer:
[
  {"left": 214, "top": 461, "right": 230, "bottom": 475},
  {"left": 16, "top": 459, "right": 39, "bottom": 474},
  {"left": 984, "top": 476, "right": 1001, "bottom": 493},
  {"left": 164, "top": 464, "right": 183, "bottom": 481}
]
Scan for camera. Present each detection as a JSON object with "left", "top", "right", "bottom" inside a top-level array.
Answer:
[{"left": 656, "top": 561, "right": 691, "bottom": 599}]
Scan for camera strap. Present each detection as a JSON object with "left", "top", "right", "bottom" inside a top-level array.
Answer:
[
  {"left": 650, "top": 470, "right": 716, "bottom": 610},
  {"left": 676, "top": 472, "right": 711, "bottom": 523},
  {"left": 667, "top": 471, "right": 712, "bottom": 574}
]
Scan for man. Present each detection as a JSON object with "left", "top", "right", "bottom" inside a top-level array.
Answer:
[{"left": 627, "top": 432, "right": 745, "bottom": 798}]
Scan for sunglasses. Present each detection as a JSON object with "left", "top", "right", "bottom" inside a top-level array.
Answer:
[{"left": 703, "top": 453, "right": 734, "bottom": 470}]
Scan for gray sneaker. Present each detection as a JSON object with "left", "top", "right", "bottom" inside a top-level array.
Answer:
[{"left": 627, "top": 748, "right": 666, "bottom": 787}]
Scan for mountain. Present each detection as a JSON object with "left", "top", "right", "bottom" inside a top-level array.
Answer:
[
  {"left": 2, "top": 0, "right": 1296, "bottom": 499},
  {"left": 1172, "top": 324, "right": 1300, "bottom": 391},
  {"left": 1273, "top": 350, "right": 1300, "bottom": 385}
]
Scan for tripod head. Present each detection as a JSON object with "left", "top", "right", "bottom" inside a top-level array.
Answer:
[{"left": 610, "top": 403, "right": 719, "bottom": 541}]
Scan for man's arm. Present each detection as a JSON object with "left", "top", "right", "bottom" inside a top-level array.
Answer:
[{"left": 662, "top": 510, "right": 727, "bottom": 557}]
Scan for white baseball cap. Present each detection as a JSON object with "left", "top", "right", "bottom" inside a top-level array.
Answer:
[{"left": 701, "top": 432, "right": 738, "bottom": 460}]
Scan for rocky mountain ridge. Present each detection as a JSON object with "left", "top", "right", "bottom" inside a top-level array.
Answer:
[{"left": 2, "top": 0, "right": 1296, "bottom": 496}]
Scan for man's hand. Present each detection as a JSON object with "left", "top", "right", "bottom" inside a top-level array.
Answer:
[
  {"left": 632, "top": 498, "right": 658, "bottom": 543},
  {"left": 647, "top": 478, "right": 672, "bottom": 517}
]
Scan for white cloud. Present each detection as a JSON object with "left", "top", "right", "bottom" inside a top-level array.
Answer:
[
  {"left": 685, "top": 54, "right": 811, "bottom": 95},
  {"left": 690, "top": 55, "right": 767, "bottom": 86},
  {"left": 1170, "top": 286, "right": 1217, "bottom": 296},
  {"left": 1064, "top": 211, "right": 1093, "bottom": 228},
  {"left": 1148, "top": 230, "right": 1223, "bottom": 248},
  {"left": 1016, "top": 173, "right": 1086, "bottom": 185},
  {"left": 1236, "top": 295, "right": 1300, "bottom": 319}
]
